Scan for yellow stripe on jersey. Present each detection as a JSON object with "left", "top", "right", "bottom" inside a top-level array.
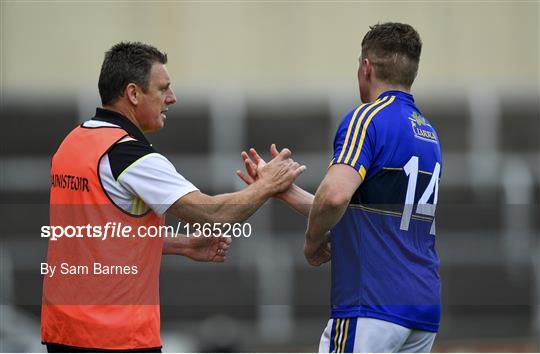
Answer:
[
  {"left": 383, "top": 166, "right": 440, "bottom": 181},
  {"left": 411, "top": 214, "right": 434, "bottom": 222},
  {"left": 350, "top": 96, "right": 396, "bottom": 167},
  {"left": 382, "top": 167, "right": 403, "bottom": 171},
  {"left": 350, "top": 204, "right": 403, "bottom": 217},
  {"left": 131, "top": 197, "right": 138, "bottom": 214},
  {"left": 341, "top": 98, "right": 388, "bottom": 165},
  {"left": 333, "top": 318, "right": 341, "bottom": 353},
  {"left": 340, "top": 318, "right": 350, "bottom": 353},
  {"left": 130, "top": 196, "right": 148, "bottom": 216},
  {"left": 336, "top": 104, "right": 368, "bottom": 164},
  {"left": 138, "top": 197, "right": 144, "bottom": 215},
  {"left": 350, "top": 204, "right": 434, "bottom": 222},
  {"left": 359, "top": 165, "right": 367, "bottom": 180}
]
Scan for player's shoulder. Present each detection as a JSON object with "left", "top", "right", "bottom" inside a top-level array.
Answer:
[
  {"left": 344, "top": 94, "right": 400, "bottom": 120},
  {"left": 340, "top": 95, "right": 399, "bottom": 132},
  {"left": 337, "top": 104, "right": 370, "bottom": 135},
  {"left": 107, "top": 138, "right": 163, "bottom": 180},
  {"left": 341, "top": 103, "right": 370, "bottom": 123},
  {"left": 367, "top": 94, "right": 401, "bottom": 122}
]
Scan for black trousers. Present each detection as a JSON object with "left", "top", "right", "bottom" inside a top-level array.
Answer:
[{"left": 45, "top": 343, "right": 162, "bottom": 353}]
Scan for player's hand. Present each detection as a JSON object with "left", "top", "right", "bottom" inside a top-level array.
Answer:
[
  {"left": 246, "top": 145, "right": 305, "bottom": 196},
  {"left": 236, "top": 144, "right": 278, "bottom": 185},
  {"left": 303, "top": 234, "right": 331, "bottom": 266},
  {"left": 184, "top": 234, "right": 232, "bottom": 262},
  {"left": 236, "top": 144, "right": 303, "bottom": 197}
]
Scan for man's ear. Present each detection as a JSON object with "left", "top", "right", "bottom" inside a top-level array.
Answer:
[
  {"left": 125, "top": 83, "right": 139, "bottom": 106},
  {"left": 362, "top": 58, "right": 372, "bottom": 80}
]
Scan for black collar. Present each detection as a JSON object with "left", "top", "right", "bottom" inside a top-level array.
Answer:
[{"left": 92, "top": 108, "right": 151, "bottom": 146}]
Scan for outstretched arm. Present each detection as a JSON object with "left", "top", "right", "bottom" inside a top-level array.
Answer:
[
  {"left": 167, "top": 148, "right": 306, "bottom": 224},
  {"left": 277, "top": 184, "right": 314, "bottom": 217}
]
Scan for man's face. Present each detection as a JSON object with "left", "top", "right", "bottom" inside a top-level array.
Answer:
[{"left": 136, "top": 63, "right": 177, "bottom": 132}]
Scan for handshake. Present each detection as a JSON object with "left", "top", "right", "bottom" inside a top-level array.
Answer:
[
  {"left": 235, "top": 143, "right": 305, "bottom": 198},
  {"left": 235, "top": 144, "right": 332, "bottom": 267},
  {"left": 167, "top": 143, "right": 333, "bottom": 267}
]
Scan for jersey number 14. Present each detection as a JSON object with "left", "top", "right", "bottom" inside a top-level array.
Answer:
[{"left": 400, "top": 156, "right": 440, "bottom": 235}]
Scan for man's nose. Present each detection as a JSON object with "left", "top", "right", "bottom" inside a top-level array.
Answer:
[{"left": 166, "top": 89, "right": 177, "bottom": 105}]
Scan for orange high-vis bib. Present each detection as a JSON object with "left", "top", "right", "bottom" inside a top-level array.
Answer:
[{"left": 42, "top": 125, "right": 165, "bottom": 350}]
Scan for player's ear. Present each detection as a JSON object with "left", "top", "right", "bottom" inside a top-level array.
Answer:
[
  {"left": 361, "top": 58, "right": 372, "bottom": 79},
  {"left": 125, "top": 83, "right": 139, "bottom": 106}
]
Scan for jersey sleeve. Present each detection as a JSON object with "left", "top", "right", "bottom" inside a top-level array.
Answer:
[
  {"left": 116, "top": 153, "right": 199, "bottom": 216},
  {"left": 329, "top": 105, "right": 378, "bottom": 180}
]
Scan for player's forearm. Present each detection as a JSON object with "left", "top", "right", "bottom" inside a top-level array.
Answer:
[
  {"left": 167, "top": 184, "right": 271, "bottom": 224},
  {"left": 277, "top": 184, "right": 314, "bottom": 217},
  {"left": 207, "top": 185, "right": 270, "bottom": 223},
  {"left": 195, "top": 181, "right": 274, "bottom": 223},
  {"left": 305, "top": 187, "right": 349, "bottom": 246},
  {"left": 305, "top": 206, "right": 339, "bottom": 246}
]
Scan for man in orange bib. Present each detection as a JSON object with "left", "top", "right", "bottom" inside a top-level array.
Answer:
[{"left": 42, "top": 42, "right": 305, "bottom": 353}]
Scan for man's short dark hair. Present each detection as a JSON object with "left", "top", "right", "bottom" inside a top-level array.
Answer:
[
  {"left": 98, "top": 42, "right": 168, "bottom": 105},
  {"left": 361, "top": 22, "right": 422, "bottom": 88}
]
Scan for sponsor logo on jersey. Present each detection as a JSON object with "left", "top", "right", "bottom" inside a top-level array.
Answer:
[{"left": 408, "top": 111, "right": 438, "bottom": 143}]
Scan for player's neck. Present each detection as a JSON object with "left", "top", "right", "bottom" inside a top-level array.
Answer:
[
  {"left": 369, "top": 82, "right": 410, "bottom": 102},
  {"left": 103, "top": 103, "right": 143, "bottom": 132}
]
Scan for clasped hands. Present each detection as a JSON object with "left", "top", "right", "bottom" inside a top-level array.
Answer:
[{"left": 236, "top": 144, "right": 331, "bottom": 266}]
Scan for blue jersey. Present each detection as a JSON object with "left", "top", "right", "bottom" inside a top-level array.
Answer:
[{"left": 328, "top": 90, "right": 442, "bottom": 332}]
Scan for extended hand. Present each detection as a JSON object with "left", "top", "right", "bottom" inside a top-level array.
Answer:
[
  {"left": 236, "top": 144, "right": 278, "bottom": 185},
  {"left": 236, "top": 144, "right": 304, "bottom": 196}
]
